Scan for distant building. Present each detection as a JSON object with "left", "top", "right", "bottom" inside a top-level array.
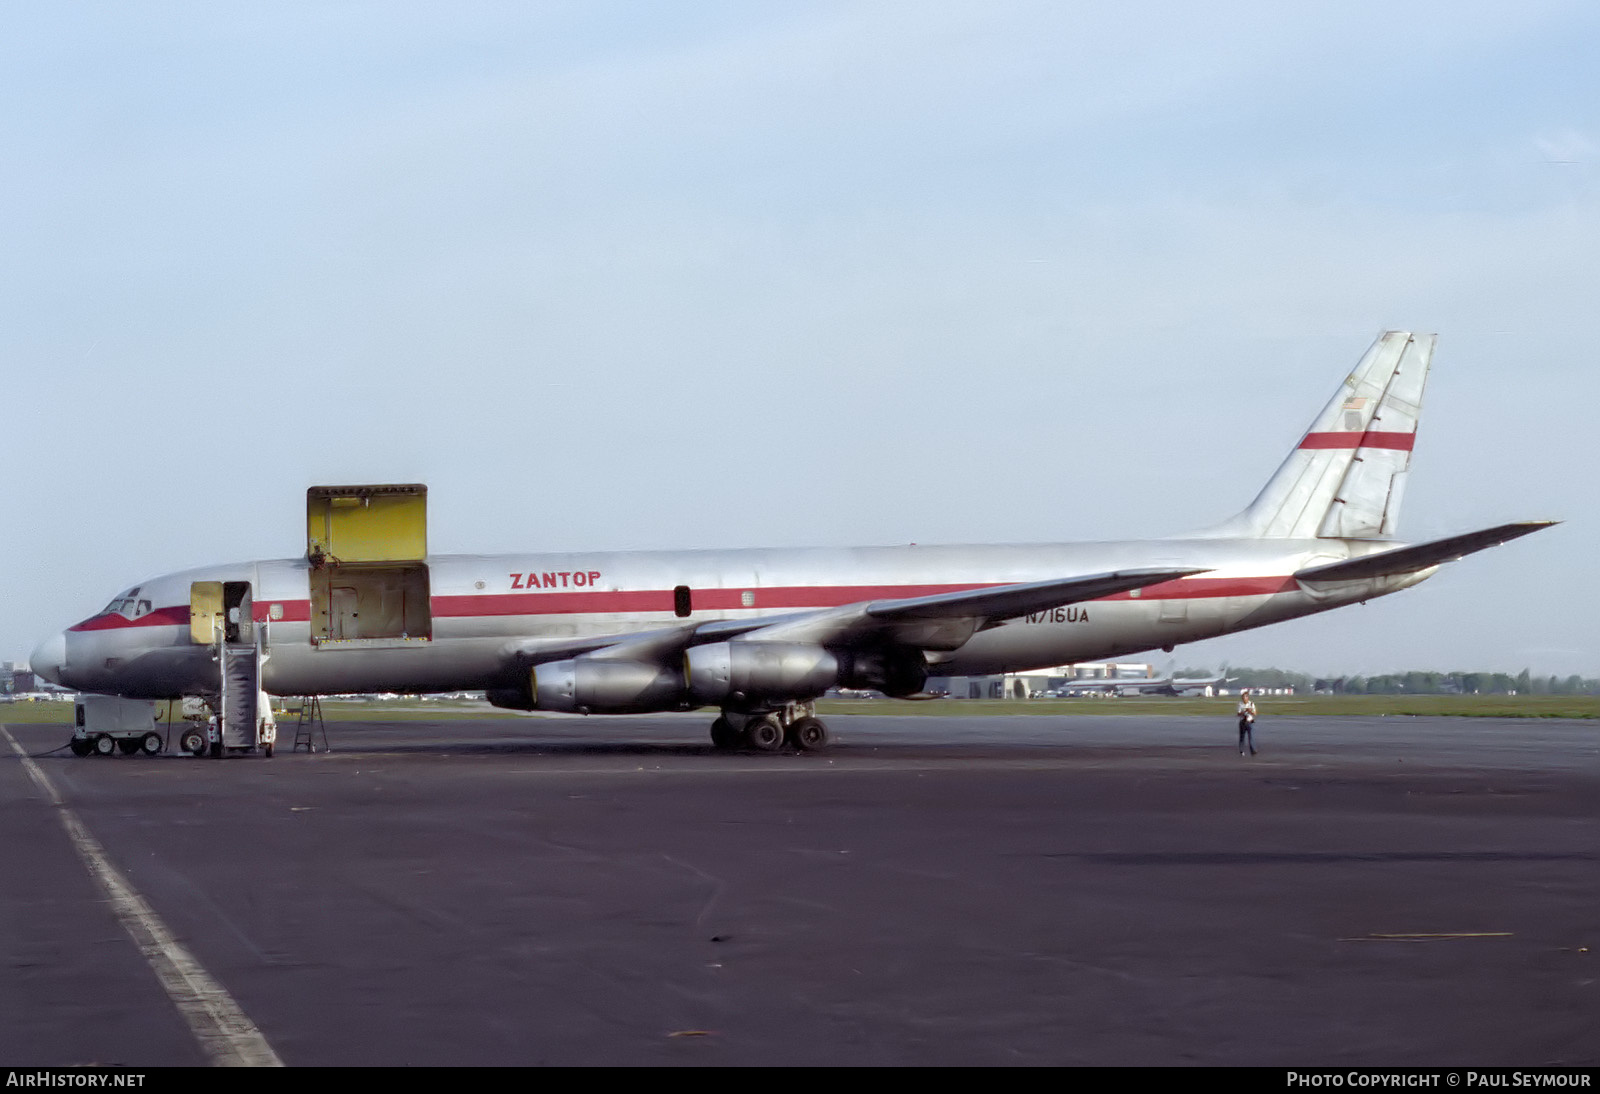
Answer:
[{"left": 3, "top": 661, "right": 37, "bottom": 695}]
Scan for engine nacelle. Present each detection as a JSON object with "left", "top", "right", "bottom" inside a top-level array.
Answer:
[
  {"left": 486, "top": 686, "right": 534, "bottom": 711},
  {"left": 532, "top": 658, "right": 685, "bottom": 714},
  {"left": 684, "top": 641, "right": 841, "bottom": 705},
  {"left": 838, "top": 647, "right": 928, "bottom": 698}
]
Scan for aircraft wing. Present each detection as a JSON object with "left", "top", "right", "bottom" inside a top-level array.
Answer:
[
  {"left": 678, "top": 566, "right": 1210, "bottom": 651},
  {"left": 1295, "top": 521, "right": 1557, "bottom": 583},
  {"left": 503, "top": 614, "right": 807, "bottom": 666},
  {"left": 504, "top": 566, "right": 1208, "bottom": 668},
  {"left": 863, "top": 567, "right": 1209, "bottom": 622}
]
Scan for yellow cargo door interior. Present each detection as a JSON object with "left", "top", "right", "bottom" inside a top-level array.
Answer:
[
  {"left": 307, "top": 484, "right": 427, "bottom": 564},
  {"left": 306, "top": 485, "right": 432, "bottom": 645}
]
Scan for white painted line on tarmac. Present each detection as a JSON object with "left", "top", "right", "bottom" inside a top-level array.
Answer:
[{"left": 3, "top": 727, "right": 283, "bottom": 1067}]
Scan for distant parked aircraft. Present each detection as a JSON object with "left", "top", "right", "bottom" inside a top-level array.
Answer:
[{"left": 1062, "top": 673, "right": 1233, "bottom": 696}]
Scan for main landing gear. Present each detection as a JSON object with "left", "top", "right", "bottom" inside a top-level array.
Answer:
[{"left": 709, "top": 703, "right": 831, "bottom": 753}]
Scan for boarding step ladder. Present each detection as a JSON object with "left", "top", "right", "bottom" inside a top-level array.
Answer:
[
  {"left": 213, "top": 618, "right": 276, "bottom": 756},
  {"left": 290, "top": 696, "right": 330, "bottom": 754},
  {"left": 219, "top": 640, "right": 260, "bottom": 750}
]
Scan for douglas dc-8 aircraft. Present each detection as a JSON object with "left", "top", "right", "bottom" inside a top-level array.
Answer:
[
  {"left": 31, "top": 332, "right": 1551, "bottom": 754},
  {"left": 1060, "top": 673, "right": 1234, "bottom": 697}
]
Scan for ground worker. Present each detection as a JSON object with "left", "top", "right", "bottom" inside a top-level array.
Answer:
[{"left": 1237, "top": 690, "right": 1257, "bottom": 755}]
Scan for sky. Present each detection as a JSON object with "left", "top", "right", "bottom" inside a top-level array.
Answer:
[{"left": 2, "top": 1, "right": 1595, "bottom": 678}]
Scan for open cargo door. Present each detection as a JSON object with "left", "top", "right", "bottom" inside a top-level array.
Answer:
[{"left": 306, "top": 484, "right": 432, "bottom": 646}]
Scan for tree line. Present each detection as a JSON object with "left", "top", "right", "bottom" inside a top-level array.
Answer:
[{"left": 1175, "top": 667, "right": 1600, "bottom": 696}]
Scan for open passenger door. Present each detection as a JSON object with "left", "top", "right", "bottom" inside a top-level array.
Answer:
[{"left": 190, "top": 581, "right": 224, "bottom": 645}]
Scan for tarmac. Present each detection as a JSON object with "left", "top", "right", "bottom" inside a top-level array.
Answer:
[{"left": 2, "top": 712, "right": 1596, "bottom": 1067}]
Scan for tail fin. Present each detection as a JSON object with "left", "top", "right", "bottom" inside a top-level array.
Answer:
[{"left": 1209, "top": 331, "right": 1434, "bottom": 540}]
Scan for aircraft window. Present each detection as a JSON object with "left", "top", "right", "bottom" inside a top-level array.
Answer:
[
  {"left": 674, "top": 585, "right": 692, "bottom": 618},
  {"left": 99, "top": 591, "right": 152, "bottom": 618}
]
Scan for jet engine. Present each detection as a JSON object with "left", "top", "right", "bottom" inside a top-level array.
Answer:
[
  {"left": 530, "top": 658, "right": 686, "bottom": 714},
  {"left": 486, "top": 686, "right": 535, "bottom": 710},
  {"left": 837, "top": 647, "right": 928, "bottom": 698},
  {"left": 684, "top": 642, "right": 840, "bottom": 705}
]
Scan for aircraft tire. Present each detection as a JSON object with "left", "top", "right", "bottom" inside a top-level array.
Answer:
[
  {"left": 68, "top": 738, "right": 92, "bottom": 757},
  {"left": 140, "top": 732, "right": 163, "bottom": 756},
  {"left": 92, "top": 735, "right": 115, "bottom": 757},
  {"left": 209, "top": 741, "right": 223, "bottom": 758},
  {"left": 180, "top": 728, "right": 206, "bottom": 756},
  {"left": 709, "top": 717, "right": 738, "bottom": 750},
  {"left": 117, "top": 738, "right": 140, "bottom": 755},
  {"left": 263, "top": 743, "right": 274, "bottom": 758},
  {"left": 788, "top": 717, "right": 829, "bottom": 752},
  {"left": 745, "top": 716, "right": 784, "bottom": 753}
]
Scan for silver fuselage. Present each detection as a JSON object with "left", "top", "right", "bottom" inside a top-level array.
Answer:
[{"left": 40, "top": 536, "right": 1429, "bottom": 701}]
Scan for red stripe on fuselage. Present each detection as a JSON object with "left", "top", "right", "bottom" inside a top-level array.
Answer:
[
  {"left": 1097, "top": 575, "right": 1297, "bottom": 601},
  {"left": 68, "top": 606, "right": 191, "bottom": 632},
  {"left": 257, "top": 601, "right": 311, "bottom": 623},
  {"left": 72, "top": 576, "right": 1304, "bottom": 632},
  {"left": 1298, "top": 431, "right": 1415, "bottom": 451},
  {"left": 431, "top": 582, "right": 1009, "bottom": 618}
]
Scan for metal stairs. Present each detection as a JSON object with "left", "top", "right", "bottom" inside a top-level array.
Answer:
[
  {"left": 209, "top": 620, "right": 275, "bottom": 757},
  {"left": 220, "top": 643, "right": 259, "bottom": 749}
]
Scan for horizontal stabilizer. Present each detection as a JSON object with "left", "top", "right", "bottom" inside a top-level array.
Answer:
[
  {"left": 866, "top": 567, "right": 1210, "bottom": 622},
  {"left": 1294, "top": 521, "right": 1557, "bottom": 583}
]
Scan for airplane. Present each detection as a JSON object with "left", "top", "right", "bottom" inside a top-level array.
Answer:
[
  {"left": 29, "top": 330, "right": 1553, "bottom": 755},
  {"left": 1058, "top": 673, "right": 1233, "bottom": 697}
]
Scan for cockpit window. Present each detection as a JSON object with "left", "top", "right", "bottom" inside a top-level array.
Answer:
[{"left": 100, "top": 589, "right": 151, "bottom": 618}]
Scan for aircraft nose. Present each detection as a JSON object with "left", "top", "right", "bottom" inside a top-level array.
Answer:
[{"left": 29, "top": 633, "right": 66, "bottom": 686}]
